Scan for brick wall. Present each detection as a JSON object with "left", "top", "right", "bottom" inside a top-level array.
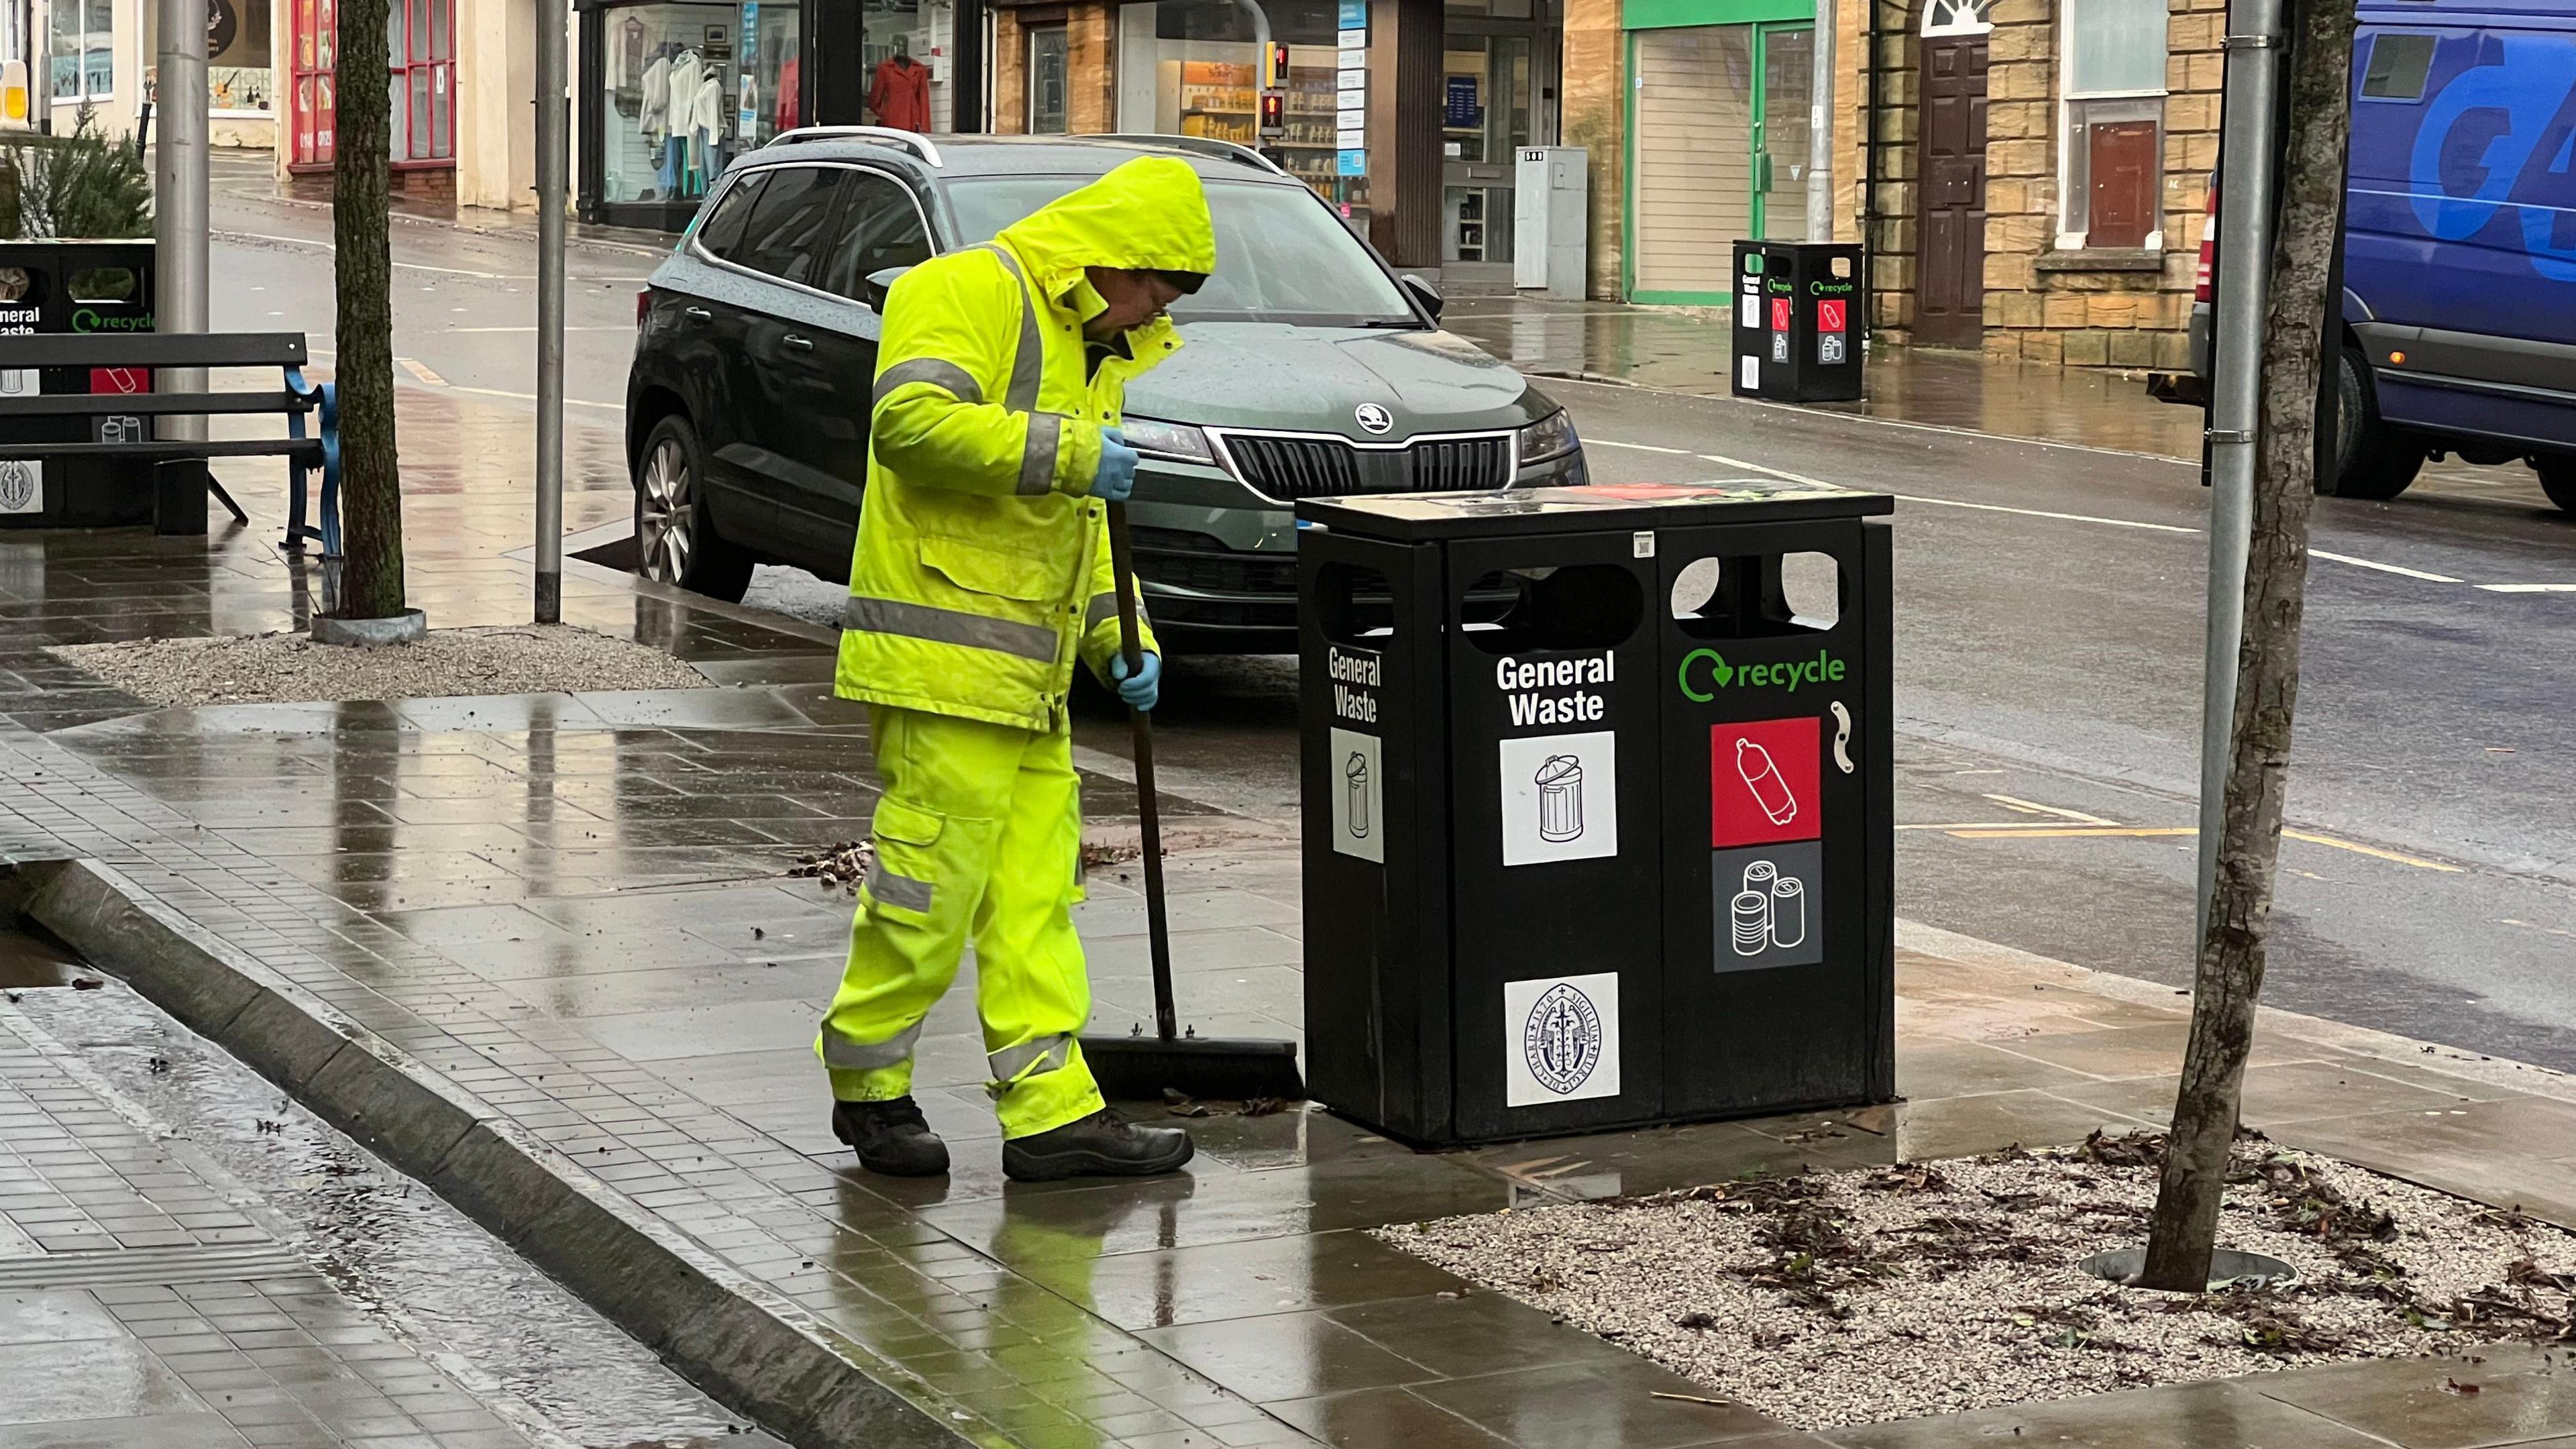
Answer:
[{"left": 1851, "top": 0, "right": 2218, "bottom": 369}]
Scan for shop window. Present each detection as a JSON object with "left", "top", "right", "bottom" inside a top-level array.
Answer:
[
  {"left": 598, "top": 3, "right": 737, "bottom": 205},
  {"left": 209, "top": 0, "right": 275, "bottom": 117},
  {"left": 2057, "top": 0, "right": 2167, "bottom": 251},
  {"left": 49, "top": 0, "right": 114, "bottom": 101},
  {"left": 823, "top": 170, "right": 933, "bottom": 301},
  {"left": 288, "top": 0, "right": 453, "bottom": 169},
  {"left": 733, "top": 166, "right": 842, "bottom": 288},
  {"left": 1027, "top": 25, "right": 1068, "bottom": 133},
  {"left": 1110, "top": 1, "right": 1363, "bottom": 213}
]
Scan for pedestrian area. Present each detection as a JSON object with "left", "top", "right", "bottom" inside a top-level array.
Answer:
[{"left": 1, "top": 387, "right": 2575, "bottom": 1448}]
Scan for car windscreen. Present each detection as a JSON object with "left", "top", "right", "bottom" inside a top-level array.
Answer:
[{"left": 943, "top": 176, "right": 1419, "bottom": 327}]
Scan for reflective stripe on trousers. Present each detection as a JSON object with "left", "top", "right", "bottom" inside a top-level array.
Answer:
[
  {"left": 820, "top": 1020, "right": 923, "bottom": 1072},
  {"left": 988, "top": 1032, "right": 1073, "bottom": 1085}
]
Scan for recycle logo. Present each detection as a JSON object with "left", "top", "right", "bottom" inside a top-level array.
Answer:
[{"left": 1678, "top": 647, "right": 1845, "bottom": 702}]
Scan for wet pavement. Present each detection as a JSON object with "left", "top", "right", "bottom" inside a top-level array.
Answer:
[
  {"left": 0, "top": 432, "right": 2573, "bottom": 1445},
  {"left": 0, "top": 936, "right": 778, "bottom": 1449}
]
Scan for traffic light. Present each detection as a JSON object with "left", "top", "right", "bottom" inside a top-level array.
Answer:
[
  {"left": 1258, "top": 90, "right": 1286, "bottom": 136},
  {"left": 1261, "top": 42, "right": 1290, "bottom": 89}
]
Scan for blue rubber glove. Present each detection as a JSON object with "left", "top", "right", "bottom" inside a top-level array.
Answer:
[
  {"left": 1090, "top": 427, "right": 1139, "bottom": 502},
  {"left": 1108, "top": 650, "right": 1161, "bottom": 712}
]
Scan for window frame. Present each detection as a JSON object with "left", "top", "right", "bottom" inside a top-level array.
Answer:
[
  {"left": 2358, "top": 30, "right": 2436, "bottom": 103},
  {"left": 821, "top": 166, "right": 936, "bottom": 302},
  {"left": 1026, "top": 23, "right": 1069, "bottom": 134},
  {"left": 50, "top": 0, "right": 115, "bottom": 103},
  {"left": 2053, "top": 0, "right": 2169, "bottom": 252}
]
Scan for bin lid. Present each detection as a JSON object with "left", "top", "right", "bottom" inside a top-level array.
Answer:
[{"left": 1295, "top": 479, "right": 1893, "bottom": 541}]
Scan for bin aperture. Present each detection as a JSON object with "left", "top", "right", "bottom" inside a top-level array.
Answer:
[{"left": 1300, "top": 480, "right": 1895, "bottom": 1147}]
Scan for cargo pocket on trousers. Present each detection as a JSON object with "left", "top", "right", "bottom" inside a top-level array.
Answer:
[{"left": 864, "top": 797, "right": 945, "bottom": 926}]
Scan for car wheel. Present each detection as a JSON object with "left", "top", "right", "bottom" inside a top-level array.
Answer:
[
  {"left": 635, "top": 414, "right": 753, "bottom": 602},
  {"left": 2320, "top": 347, "right": 2426, "bottom": 501},
  {"left": 2536, "top": 455, "right": 2576, "bottom": 517}
]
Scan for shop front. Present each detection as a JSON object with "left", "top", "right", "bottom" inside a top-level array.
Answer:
[
  {"left": 286, "top": 0, "right": 457, "bottom": 188},
  {"left": 1622, "top": 0, "right": 1813, "bottom": 304},
  {"left": 575, "top": 0, "right": 981, "bottom": 230},
  {"left": 1008, "top": 0, "right": 1558, "bottom": 271}
]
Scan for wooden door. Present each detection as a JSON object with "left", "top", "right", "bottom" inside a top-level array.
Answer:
[{"left": 1915, "top": 34, "right": 1988, "bottom": 349}]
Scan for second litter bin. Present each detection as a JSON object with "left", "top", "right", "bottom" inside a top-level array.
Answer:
[
  {"left": 1730, "top": 241, "right": 1864, "bottom": 404},
  {"left": 1299, "top": 480, "right": 1896, "bottom": 1148}
]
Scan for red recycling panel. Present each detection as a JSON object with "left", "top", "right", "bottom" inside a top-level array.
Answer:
[
  {"left": 91, "top": 366, "right": 150, "bottom": 394},
  {"left": 1770, "top": 298, "right": 1792, "bottom": 332},
  {"left": 1817, "top": 299, "right": 1847, "bottom": 334},
  {"left": 1711, "top": 716, "right": 1822, "bottom": 849}
]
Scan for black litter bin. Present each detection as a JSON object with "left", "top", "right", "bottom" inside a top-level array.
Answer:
[
  {"left": 1298, "top": 481, "right": 1894, "bottom": 1147},
  {"left": 0, "top": 239, "right": 158, "bottom": 525},
  {"left": 1730, "top": 241, "right": 1864, "bottom": 403}
]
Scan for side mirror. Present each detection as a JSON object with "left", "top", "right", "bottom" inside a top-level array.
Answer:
[
  {"left": 861, "top": 266, "right": 912, "bottom": 314},
  {"left": 1399, "top": 273, "right": 1444, "bottom": 322}
]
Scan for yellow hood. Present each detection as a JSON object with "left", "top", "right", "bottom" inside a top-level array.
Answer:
[{"left": 996, "top": 156, "right": 1218, "bottom": 309}]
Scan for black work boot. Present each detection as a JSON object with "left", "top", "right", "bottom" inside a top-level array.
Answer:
[
  {"left": 833, "top": 1097, "right": 950, "bottom": 1177},
  {"left": 1002, "top": 1109, "right": 1194, "bottom": 1183}
]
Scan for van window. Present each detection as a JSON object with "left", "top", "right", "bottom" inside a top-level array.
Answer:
[{"left": 2361, "top": 33, "right": 2435, "bottom": 100}]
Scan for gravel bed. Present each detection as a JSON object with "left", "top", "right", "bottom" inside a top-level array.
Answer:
[
  {"left": 52, "top": 626, "right": 711, "bottom": 707},
  {"left": 1377, "top": 1133, "right": 2576, "bottom": 1429}
]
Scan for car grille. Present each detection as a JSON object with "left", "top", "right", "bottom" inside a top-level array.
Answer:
[{"left": 1219, "top": 432, "right": 1513, "bottom": 501}]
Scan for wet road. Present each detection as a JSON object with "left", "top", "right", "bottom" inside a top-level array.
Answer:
[{"left": 203, "top": 163, "right": 2576, "bottom": 1072}]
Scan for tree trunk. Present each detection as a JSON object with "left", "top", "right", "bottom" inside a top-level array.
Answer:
[
  {"left": 331, "top": 0, "right": 406, "bottom": 621},
  {"left": 2139, "top": 0, "right": 2356, "bottom": 1292}
]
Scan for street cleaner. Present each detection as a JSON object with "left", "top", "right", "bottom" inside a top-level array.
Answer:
[{"left": 816, "top": 157, "right": 1214, "bottom": 1183}]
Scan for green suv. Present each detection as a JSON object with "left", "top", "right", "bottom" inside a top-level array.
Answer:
[{"left": 627, "top": 129, "right": 1587, "bottom": 650}]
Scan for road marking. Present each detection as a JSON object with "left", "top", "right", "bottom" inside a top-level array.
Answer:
[
  {"left": 1982, "top": 793, "right": 2119, "bottom": 825},
  {"left": 396, "top": 357, "right": 448, "bottom": 386},
  {"left": 2310, "top": 549, "right": 2462, "bottom": 583},
  {"left": 1671, "top": 446, "right": 2208, "bottom": 535},
  {"left": 1587, "top": 438, "right": 1699, "bottom": 456},
  {"left": 216, "top": 229, "right": 649, "bottom": 283},
  {"left": 2280, "top": 830, "right": 2461, "bottom": 871},
  {"left": 1937, "top": 820, "right": 2459, "bottom": 871},
  {"left": 1897, "top": 821, "right": 2077, "bottom": 831},
  {"left": 447, "top": 384, "right": 623, "bottom": 412},
  {"left": 445, "top": 325, "right": 631, "bottom": 333},
  {"left": 2475, "top": 583, "right": 2576, "bottom": 593}
]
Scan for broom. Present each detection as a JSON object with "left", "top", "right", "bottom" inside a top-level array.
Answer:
[{"left": 1077, "top": 502, "right": 1306, "bottom": 1104}]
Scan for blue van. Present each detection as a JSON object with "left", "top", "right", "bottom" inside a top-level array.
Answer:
[{"left": 2172, "top": 0, "right": 2576, "bottom": 511}]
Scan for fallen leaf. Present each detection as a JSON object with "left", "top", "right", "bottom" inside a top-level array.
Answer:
[
  {"left": 71, "top": 977, "right": 103, "bottom": 991},
  {"left": 2445, "top": 1378, "right": 2481, "bottom": 1396}
]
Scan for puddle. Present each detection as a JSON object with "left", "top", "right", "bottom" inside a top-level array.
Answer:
[
  {"left": 0, "top": 930, "right": 89, "bottom": 989},
  {"left": 10, "top": 969, "right": 765, "bottom": 1449}
]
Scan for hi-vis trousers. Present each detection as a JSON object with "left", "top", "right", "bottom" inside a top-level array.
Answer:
[{"left": 816, "top": 704, "right": 1105, "bottom": 1139}]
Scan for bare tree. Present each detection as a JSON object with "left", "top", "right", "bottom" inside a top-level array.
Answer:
[
  {"left": 329, "top": 0, "right": 407, "bottom": 621},
  {"left": 2141, "top": 0, "right": 2358, "bottom": 1291}
]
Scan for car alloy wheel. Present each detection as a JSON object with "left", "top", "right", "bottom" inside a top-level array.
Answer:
[{"left": 638, "top": 435, "right": 696, "bottom": 584}]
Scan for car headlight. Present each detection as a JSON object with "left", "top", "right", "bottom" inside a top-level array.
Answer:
[
  {"left": 1518, "top": 408, "right": 1579, "bottom": 465},
  {"left": 1120, "top": 416, "right": 1216, "bottom": 466}
]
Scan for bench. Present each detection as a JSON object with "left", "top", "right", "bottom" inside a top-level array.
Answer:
[{"left": 0, "top": 332, "right": 339, "bottom": 549}]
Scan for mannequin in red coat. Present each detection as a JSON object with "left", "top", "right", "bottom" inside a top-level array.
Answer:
[{"left": 868, "top": 50, "right": 932, "bottom": 132}]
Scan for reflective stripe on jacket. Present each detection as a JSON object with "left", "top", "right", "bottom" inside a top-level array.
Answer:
[{"left": 835, "top": 156, "right": 1216, "bottom": 733}]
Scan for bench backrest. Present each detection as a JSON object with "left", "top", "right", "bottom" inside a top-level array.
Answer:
[{"left": 0, "top": 332, "right": 311, "bottom": 371}]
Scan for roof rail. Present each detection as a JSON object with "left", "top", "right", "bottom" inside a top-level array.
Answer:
[
  {"left": 766, "top": 126, "right": 944, "bottom": 167},
  {"left": 1079, "top": 133, "right": 1287, "bottom": 177}
]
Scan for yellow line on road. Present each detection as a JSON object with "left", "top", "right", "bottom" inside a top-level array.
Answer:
[
  {"left": 397, "top": 357, "right": 448, "bottom": 386},
  {"left": 1937, "top": 822, "right": 2460, "bottom": 872}
]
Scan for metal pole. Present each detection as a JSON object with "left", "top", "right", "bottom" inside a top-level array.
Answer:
[
  {"left": 2195, "top": 0, "right": 2285, "bottom": 946},
  {"left": 534, "top": 0, "right": 567, "bottom": 624},
  {"left": 1807, "top": 0, "right": 1835, "bottom": 241},
  {"left": 31, "top": 0, "right": 49, "bottom": 134},
  {"left": 154, "top": 0, "right": 208, "bottom": 433}
]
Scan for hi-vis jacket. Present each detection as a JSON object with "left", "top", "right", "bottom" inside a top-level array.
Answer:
[{"left": 834, "top": 156, "right": 1216, "bottom": 733}]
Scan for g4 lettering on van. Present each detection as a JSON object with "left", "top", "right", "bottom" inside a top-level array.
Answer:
[
  {"left": 2405, "top": 32, "right": 2576, "bottom": 282},
  {"left": 1676, "top": 647, "right": 1845, "bottom": 702}
]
